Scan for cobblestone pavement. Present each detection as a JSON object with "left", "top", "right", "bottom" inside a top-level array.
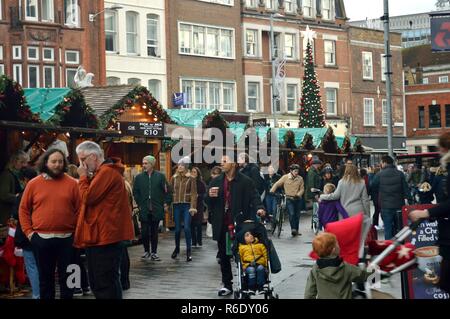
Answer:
[{"left": 122, "top": 209, "right": 403, "bottom": 299}]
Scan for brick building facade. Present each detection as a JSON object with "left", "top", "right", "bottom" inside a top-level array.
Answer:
[
  {"left": 165, "top": 0, "right": 244, "bottom": 118},
  {"left": 348, "top": 26, "right": 406, "bottom": 152},
  {"left": 405, "top": 83, "right": 450, "bottom": 153},
  {"left": 0, "top": 0, "right": 106, "bottom": 88}
]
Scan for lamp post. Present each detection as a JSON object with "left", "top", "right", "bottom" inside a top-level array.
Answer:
[
  {"left": 89, "top": 4, "right": 123, "bottom": 22},
  {"left": 381, "top": 0, "right": 394, "bottom": 158},
  {"left": 270, "top": 13, "right": 284, "bottom": 128}
]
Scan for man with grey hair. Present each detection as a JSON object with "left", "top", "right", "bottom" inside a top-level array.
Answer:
[
  {"left": 74, "top": 141, "right": 134, "bottom": 299},
  {"left": 0, "top": 150, "right": 29, "bottom": 225},
  {"left": 133, "top": 155, "right": 172, "bottom": 261}
]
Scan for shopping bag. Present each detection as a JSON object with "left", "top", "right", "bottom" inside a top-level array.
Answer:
[{"left": 206, "top": 222, "right": 213, "bottom": 238}]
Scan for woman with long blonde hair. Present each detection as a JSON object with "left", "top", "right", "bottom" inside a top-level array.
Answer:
[{"left": 320, "top": 164, "right": 370, "bottom": 217}]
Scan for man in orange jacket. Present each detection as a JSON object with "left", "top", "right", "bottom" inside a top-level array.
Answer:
[{"left": 74, "top": 141, "right": 134, "bottom": 299}]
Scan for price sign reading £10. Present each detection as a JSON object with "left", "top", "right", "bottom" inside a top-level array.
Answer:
[{"left": 117, "top": 122, "right": 164, "bottom": 138}]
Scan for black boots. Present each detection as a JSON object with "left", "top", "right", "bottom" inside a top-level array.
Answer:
[
  {"left": 186, "top": 249, "right": 192, "bottom": 262},
  {"left": 171, "top": 248, "right": 179, "bottom": 259}
]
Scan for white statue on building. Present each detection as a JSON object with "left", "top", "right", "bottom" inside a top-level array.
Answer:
[
  {"left": 73, "top": 66, "right": 94, "bottom": 88},
  {"left": 436, "top": 0, "right": 450, "bottom": 10}
]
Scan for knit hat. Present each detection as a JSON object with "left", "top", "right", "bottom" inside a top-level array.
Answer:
[{"left": 311, "top": 156, "right": 322, "bottom": 165}]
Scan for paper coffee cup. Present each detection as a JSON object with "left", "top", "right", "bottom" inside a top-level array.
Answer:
[{"left": 415, "top": 246, "right": 442, "bottom": 274}]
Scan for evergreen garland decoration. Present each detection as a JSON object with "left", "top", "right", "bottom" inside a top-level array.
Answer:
[
  {"left": 298, "top": 40, "right": 326, "bottom": 128},
  {"left": 0, "top": 75, "right": 40, "bottom": 123},
  {"left": 99, "top": 86, "right": 174, "bottom": 129},
  {"left": 47, "top": 89, "right": 98, "bottom": 128},
  {"left": 283, "top": 130, "right": 296, "bottom": 149}
]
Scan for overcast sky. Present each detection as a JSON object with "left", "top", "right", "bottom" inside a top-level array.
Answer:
[{"left": 344, "top": 0, "right": 437, "bottom": 21}]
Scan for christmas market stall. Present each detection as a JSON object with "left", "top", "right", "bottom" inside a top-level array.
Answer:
[{"left": 82, "top": 85, "right": 175, "bottom": 182}]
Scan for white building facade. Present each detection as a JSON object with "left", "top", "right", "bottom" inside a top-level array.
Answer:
[{"left": 105, "top": 0, "right": 167, "bottom": 107}]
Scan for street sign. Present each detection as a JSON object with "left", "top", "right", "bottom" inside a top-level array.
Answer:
[
  {"left": 253, "top": 118, "right": 267, "bottom": 127},
  {"left": 431, "top": 16, "right": 450, "bottom": 52},
  {"left": 117, "top": 122, "right": 164, "bottom": 138}
]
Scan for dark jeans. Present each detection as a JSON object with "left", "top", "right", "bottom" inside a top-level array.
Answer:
[
  {"left": 31, "top": 234, "right": 74, "bottom": 299},
  {"left": 265, "top": 194, "right": 277, "bottom": 216},
  {"left": 217, "top": 226, "right": 232, "bottom": 289},
  {"left": 141, "top": 216, "right": 160, "bottom": 254},
  {"left": 120, "top": 247, "right": 130, "bottom": 290},
  {"left": 381, "top": 208, "right": 400, "bottom": 240},
  {"left": 245, "top": 265, "right": 267, "bottom": 290},
  {"left": 86, "top": 242, "right": 124, "bottom": 299},
  {"left": 72, "top": 248, "right": 89, "bottom": 290},
  {"left": 173, "top": 203, "right": 192, "bottom": 252},
  {"left": 286, "top": 198, "right": 302, "bottom": 231},
  {"left": 372, "top": 201, "right": 381, "bottom": 226},
  {"left": 191, "top": 221, "right": 203, "bottom": 246}
]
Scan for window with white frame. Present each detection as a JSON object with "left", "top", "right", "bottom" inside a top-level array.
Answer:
[
  {"left": 0, "top": 46, "right": 3, "bottom": 60},
  {"left": 423, "top": 77, "right": 429, "bottom": 84},
  {"left": 64, "top": 0, "right": 79, "bottom": 27},
  {"left": 28, "top": 47, "right": 39, "bottom": 61},
  {"left": 362, "top": 52, "right": 373, "bottom": 80},
  {"left": 66, "top": 68, "right": 77, "bottom": 87},
  {"left": 381, "top": 53, "right": 386, "bottom": 81},
  {"left": 13, "top": 46, "right": 22, "bottom": 60},
  {"left": 325, "top": 88, "right": 337, "bottom": 115},
  {"left": 13, "top": 64, "right": 22, "bottom": 84},
  {"left": 193, "top": 26, "right": 206, "bottom": 55},
  {"left": 105, "top": 11, "right": 118, "bottom": 53},
  {"left": 181, "top": 79, "right": 236, "bottom": 111},
  {"left": 43, "top": 48, "right": 54, "bottom": 61},
  {"left": 179, "top": 23, "right": 234, "bottom": 58},
  {"left": 246, "top": 29, "right": 258, "bottom": 57},
  {"left": 322, "top": 0, "right": 334, "bottom": 20},
  {"left": 266, "top": 0, "right": 277, "bottom": 10},
  {"left": 382, "top": 99, "right": 388, "bottom": 126},
  {"left": 42, "top": 0, "right": 54, "bottom": 22},
  {"left": 26, "top": 0, "right": 38, "bottom": 20},
  {"left": 286, "top": 84, "right": 298, "bottom": 112},
  {"left": 206, "top": 28, "right": 219, "bottom": 56},
  {"left": 107, "top": 77, "right": 121, "bottom": 86},
  {"left": 148, "top": 79, "right": 161, "bottom": 101},
  {"left": 284, "top": 33, "right": 295, "bottom": 59},
  {"left": 43, "top": 66, "right": 55, "bottom": 88},
  {"left": 364, "top": 98, "right": 375, "bottom": 126},
  {"left": 439, "top": 75, "right": 449, "bottom": 83},
  {"left": 126, "top": 12, "right": 139, "bottom": 55},
  {"left": 303, "top": 0, "right": 314, "bottom": 18},
  {"left": 324, "top": 40, "right": 335, "bottom": 66},
  {"left": 65, "top": 50, "right": 79, "bottom": 64},
  {"left": 28, "top": 65, "right": 40, "bottom": 88},
  {"left": 247, "top": 82, "right": 259, "bottom": 112},
  {"left": 285, "top": 0, "right": 295, "bottom": 13},
  {"left": 246, "top": 0, "right": 257, "bottom": 8},
  {"left": 0, "top": 65, "right": 4, "bottom": 75},
  {"left": 128, "top": 78, "right": 141, "bottom": 86},
  {"left": 147, "top": 14, "right": 159, "bottom": 57}
]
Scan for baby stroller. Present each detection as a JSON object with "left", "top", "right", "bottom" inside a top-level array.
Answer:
[
  {"left": 310, "top": 213, "right": 422, "bottom": 299},
  {"left": 232, "top": 221, "right": 280, "bottom": 299}
]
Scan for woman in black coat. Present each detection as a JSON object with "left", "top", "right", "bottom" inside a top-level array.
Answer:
[{"left": 410, "top": 132, "right": 450, "bottom": 293}]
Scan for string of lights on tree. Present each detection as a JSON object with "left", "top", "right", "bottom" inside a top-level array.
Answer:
[
  {"left": 298, "top": 40, "right": 326, "bottom": 128},
  {"left": 100, "top": 86, "right": 175, "bottom": 130}
]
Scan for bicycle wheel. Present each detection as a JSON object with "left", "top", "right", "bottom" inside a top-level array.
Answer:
[{"left": 277, "top": 207, "right": 284, "bottom": 238}]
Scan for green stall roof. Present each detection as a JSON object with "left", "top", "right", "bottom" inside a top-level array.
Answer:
[
  {"left": 165, "top": 109, "right": 215, "bottom": 128},
  {"left": 335, "top": 136, "right": 345, "bottom": 149},
  {"left": 275, "top": 128, "right": 309, "bottom": 146},
  {"left": 350, "top": 136, "right": 359, "bottom": 148},
  {"left": 24, "top": 88, "right": 72, "bottom": 121},
  {"left": 228, "top": 122, "right": 247, "bottom": 141}
]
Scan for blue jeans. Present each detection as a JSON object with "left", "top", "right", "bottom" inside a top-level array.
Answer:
[
  {"left": 381, "top": 208, "right": 400, "bottom": 240},
  {"left": 286, "top": 198, "right": 302, "bottom": 231},
  {"left": 245, "top": 265, "right": 267, "bottom": 290},
  {"left": 173, "top": 203, "right": 192, "bottom": 251},
  {"left": 23, "top": 249, "right": 40, "bottom": 299},
  {"left": 265, "top": 194, "right": 277, "bottom": 216}
]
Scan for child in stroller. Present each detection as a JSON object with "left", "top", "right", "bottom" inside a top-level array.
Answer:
[
  {"left": 238, "top": 231, "right": 268, "bottom": 295},
  {"left": 233, "top": 221, "right": 279, "bottom": 299}
]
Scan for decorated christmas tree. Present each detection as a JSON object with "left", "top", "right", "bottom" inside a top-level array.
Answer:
[{"left": 299, "top": 40, "right": 325, "bottom": 128}]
